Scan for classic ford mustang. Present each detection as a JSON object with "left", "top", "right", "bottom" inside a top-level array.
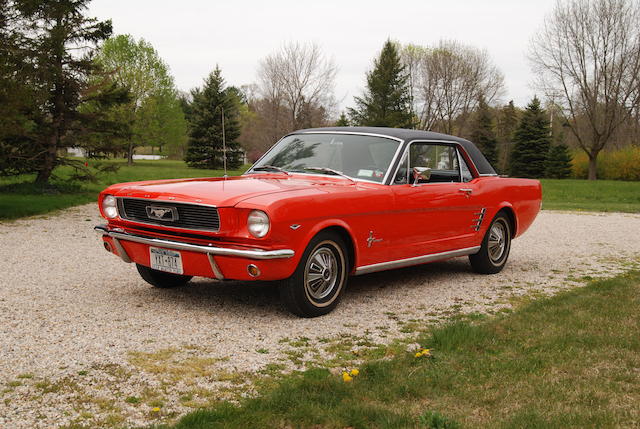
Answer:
[{"left": 96, "top": 127, "right": 541, "bottom": 317}]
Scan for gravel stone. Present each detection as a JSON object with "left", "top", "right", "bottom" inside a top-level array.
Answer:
[{"left": 1, "top": 204, "right": 639, "bottom": 428}]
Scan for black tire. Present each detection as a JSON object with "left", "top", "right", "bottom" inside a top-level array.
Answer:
[
  {"left": 136, "top": 264, "right": 193, "bottom": 288},
  {"left": 469, "top": 212, "right": 512, "bottom": 274},
  {"left": 279, "top": 231, "right": 349, "bottom": 318}
]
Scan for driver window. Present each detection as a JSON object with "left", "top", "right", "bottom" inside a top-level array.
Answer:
[{"left": 394, "top": 143, "right": 462, "bottom": 184}]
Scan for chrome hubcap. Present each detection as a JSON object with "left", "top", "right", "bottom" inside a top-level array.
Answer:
[
  {"left": 305, "top": 247, "right": 338, "bottom": 300},
  {"left": 488, "top": 222, "right": 507, "bottom": 262}
]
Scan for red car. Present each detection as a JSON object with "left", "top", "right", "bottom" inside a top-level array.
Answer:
[{"left": 96, "top": 127, "right": 541, "bottom": 317}]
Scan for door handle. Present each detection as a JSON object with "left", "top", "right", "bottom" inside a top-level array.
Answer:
[{"left": 459, "top": 188, "right": 473, "bottom": 197}]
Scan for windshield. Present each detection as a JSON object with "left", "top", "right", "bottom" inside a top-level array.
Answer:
[{"left": 249, "top": 133, "right": 401, "bottom": 183}]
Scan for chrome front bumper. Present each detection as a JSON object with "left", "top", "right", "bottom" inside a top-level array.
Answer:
[{"left": 94, "top": 225, "right": 295, "bottom": 261}]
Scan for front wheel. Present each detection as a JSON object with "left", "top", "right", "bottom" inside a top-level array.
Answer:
[
  {"left": 279, "top": 232, "right": 348, "bottom": 318},
  {"left": 136, "top": 264, "right": 193, "bottom": 288},
  {"left": 469, "top": 212, "right": 512, "bottom": 274}
]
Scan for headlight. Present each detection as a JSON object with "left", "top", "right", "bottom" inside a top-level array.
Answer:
[
  {"left": 102, "top": 194, "right": 118, "bottom": 219},
  {"left": 247, "top": 210, "right": 270, "bottom": 238}
]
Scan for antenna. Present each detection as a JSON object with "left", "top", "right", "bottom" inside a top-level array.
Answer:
[{"left": 221, "top": 106, "right": 227, "bottom": 178}]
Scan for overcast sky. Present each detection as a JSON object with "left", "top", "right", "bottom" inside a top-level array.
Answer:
[{"left": 89, "top": 0, "right": 558, "bottom": 111}]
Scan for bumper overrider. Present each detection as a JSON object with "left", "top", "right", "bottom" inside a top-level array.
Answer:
[{"left": 94, "top": 225, "right": 296, "bottom": 281}]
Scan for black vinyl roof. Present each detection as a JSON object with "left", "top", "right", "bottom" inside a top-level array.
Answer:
[{"left": 293, "top": 127, "right": 497, "bottom": 175}]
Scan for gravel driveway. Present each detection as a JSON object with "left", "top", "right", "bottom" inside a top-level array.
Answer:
[{"left": 1, "top": 204, "right": 639, "bottom": 428}]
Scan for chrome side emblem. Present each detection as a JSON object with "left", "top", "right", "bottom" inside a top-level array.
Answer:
[
  {"left": 146, "top": 206, "right": 179, "bottom": 222},
  {"left": 290, "top": 224, "right": 301, "bottom": 230},
  {"left": 366, "top": 231, "right": 383, "bottom": 248}
]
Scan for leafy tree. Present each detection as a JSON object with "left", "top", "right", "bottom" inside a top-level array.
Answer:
[
  {"left": 348, "top": 39, "right": 414, "bottom": 128},
  {"left": 335, "top": 112, "right": 349, "bottom": 126},
  {"left": 510, "top": 97, "right": 551, "bottom": 178},
  {"left": 95, "top": 34, "right": 186, "bottom": 164},
  {"left": 0, "top": 0, "right": 127, "bottom": 184},
  {"left": 470, "top": 97, "right": 498, "bottom": 168},
  {"left": 495, "top": 100, "right": 520, "bottom": 173},
  {"left": 142, "top": 93, "right": 188, "bottom": 157},
  {"left": 544, "top": 144, "right": 572, "bottom": 178},
  {"left": 185, "top": 67, "right": 242, "bottom": 169}
]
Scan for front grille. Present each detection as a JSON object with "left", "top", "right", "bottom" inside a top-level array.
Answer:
[{"left": 117, "top": 198, "right": 220, "bottom": 232}]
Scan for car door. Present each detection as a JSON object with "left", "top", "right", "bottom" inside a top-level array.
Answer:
[{"left": 388, "top": 142, "right": 483, "bottom": 260}]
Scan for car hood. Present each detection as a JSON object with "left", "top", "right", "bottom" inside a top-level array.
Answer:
[{"left": 108, "top": 174, "right": 361, "bottom": 207}]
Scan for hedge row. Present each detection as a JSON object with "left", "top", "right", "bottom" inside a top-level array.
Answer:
[{"left": 571, "top": 146, "right": 640, "bottom": 181}]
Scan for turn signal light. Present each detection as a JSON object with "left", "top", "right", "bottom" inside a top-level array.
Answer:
[{"left": 247, "top": 264, "right": 261, "bottom": 277}]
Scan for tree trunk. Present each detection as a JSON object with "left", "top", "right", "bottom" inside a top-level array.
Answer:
[
  {"left": 37, "top": 42, "right": 64, "bottom": 185},
  {"left": 35, "top": 137, "right": 57, "bottom": 184},
  {"left": 127, "top": 139, "right": 134, "bottom": 166},
  {"left": 587, "top": 153, "right": 598, "bottom": 180}
]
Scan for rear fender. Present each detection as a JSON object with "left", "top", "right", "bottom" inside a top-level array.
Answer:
[{"left": 496, "top": 202, "right": 517, "bottom": 237}]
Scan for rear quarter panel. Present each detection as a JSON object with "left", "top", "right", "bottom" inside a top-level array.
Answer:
[{"left": 474, "top": 176, "right": 542, "bottom": 238}]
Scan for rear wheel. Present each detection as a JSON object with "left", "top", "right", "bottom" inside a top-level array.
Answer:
[
  {"left": 279, "top": 231, "right": 348, "bottom": 318},
  {"left": 136, "top": 264, "right": 193, "bottom": 288},
  {"left": 469, "top": 212, "right": 511, "bottom": 274}
]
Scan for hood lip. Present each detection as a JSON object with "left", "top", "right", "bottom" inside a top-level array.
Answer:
[
  {"left": 108, "top": 174, "right": 381, "bottom": 210},
  {"left": 109, "top": 177, "right": 331, "bottom": 209},
  {"left": 112, "top": 187, "right": 318, "bottom": 209},
  {"left": 113, "top": 194, "right": 222, "bottom": 208}
]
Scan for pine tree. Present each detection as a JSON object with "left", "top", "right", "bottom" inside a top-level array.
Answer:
[
  {"left": 544, "top": 144, "right": 572, "bottom": 178},
  {"left": 185, "top": 67, "right": 242, "bottom": 169},
  {"left": 496, "top": 100, "right": 519, "bottom": 173},
  {"left": 470, "top": 97, "right": 498, "bottom": 168},
  {"left": 0, "top": 1, "right": 39, "bottom": 177},
  {"left": 335, "top": 112, "right": 349, "bottom": 126},
  {"left": 1, "top": 0, "right": 127, "bottom": 184},
  {"left": 510, "top": 97, "right": 551, "bottom": 178},
  {"left": 348, "top": 39, "right": 414, "bottom": 128}
]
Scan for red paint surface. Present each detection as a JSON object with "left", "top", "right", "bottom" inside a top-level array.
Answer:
[{"left": 99, "top": 172, "right": 541, "bottom": 280}]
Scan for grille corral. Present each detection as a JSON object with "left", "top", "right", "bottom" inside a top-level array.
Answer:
[{"left": 117, "top": 198, "right": 220, "bottom": 232}]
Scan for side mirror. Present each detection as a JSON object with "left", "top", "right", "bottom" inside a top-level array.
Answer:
[{"left": 412, "top": 166, "right": 431, "bottom": 186}]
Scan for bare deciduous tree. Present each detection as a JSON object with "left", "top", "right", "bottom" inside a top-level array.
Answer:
[
  {"left": 400, "top": 44, "right": 428, "bottom": 120},
  {"left": 530, "top": 0, "right": 640, "bottom": 180},
  {"left": 257, "top": 42, "right": 337, "bottom": 131},
  {"left": 405, "top": 40, "right": 505, "bottom": 136}
]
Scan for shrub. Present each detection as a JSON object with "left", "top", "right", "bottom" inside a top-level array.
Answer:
[{"left": 571, "top": 146, "right": 640, "bottom": 180}]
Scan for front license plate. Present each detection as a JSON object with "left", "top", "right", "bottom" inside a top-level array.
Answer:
[{"left": 149, "top": 247, "right": 183, "bottom": 274}]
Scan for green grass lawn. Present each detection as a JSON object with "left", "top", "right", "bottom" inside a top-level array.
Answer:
[
  {"left": 0, "top": 159, "right": 248, "bottom": 220},
  {"left": 161, "top": 271, "right": 640, "bottom": 429},
  {"left": 540, "top": 179, "right": 640, "bottom": 213},
  {"left": 1, "top": 163, "right": 639, "bottom": 220}
]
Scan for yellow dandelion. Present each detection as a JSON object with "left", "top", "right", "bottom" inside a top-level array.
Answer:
[
  {"left": 342, "top": 372, "right": 353, "bottom": 383},
  {"left": 152, "top": 407, "right": 161, "bottom": 412},
  {"left": 349, "top": 369, "right": 359, "bottom": 377}
]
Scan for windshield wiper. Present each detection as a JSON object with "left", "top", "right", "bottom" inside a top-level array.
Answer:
[
  {"left": 252, "top": 165, "right": 290, "bottom": 175},
  {"left": 303, "top": 167, "right": 355, "bottom": 182}
]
